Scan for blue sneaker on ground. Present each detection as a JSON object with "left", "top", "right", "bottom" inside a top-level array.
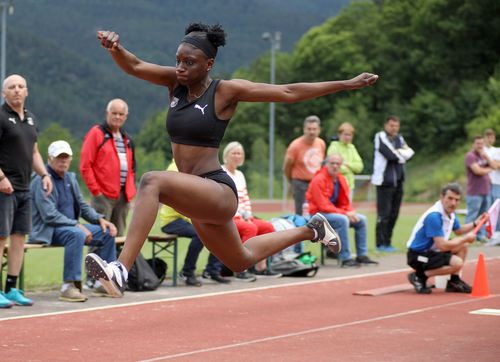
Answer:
[
  {"left": 5, "top": 288, "right": 34, "bottom": 306},
  {"left": 376, "top": 246, "right": 386, "bottom": 252},
  {"left": 0, "top": 292, "right": 15, "bottom": 308},
  {"left": 384, "top": 246, "right": 399, "bottom": 252}
]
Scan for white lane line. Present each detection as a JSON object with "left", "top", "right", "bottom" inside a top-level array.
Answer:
[
  {"left": 138, "top": 294, "right": 500, "bottom": 362},
  {"left": 469, "top": 308, "right": 500, "bottom": 316}
]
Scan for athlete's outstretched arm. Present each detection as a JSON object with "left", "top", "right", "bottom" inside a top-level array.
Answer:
[
  {"left": 97, "top": 30, "right": 177, "bottom": 88},
  {"left": 222, "top": 73, "right": 378, "bottom": 104}
]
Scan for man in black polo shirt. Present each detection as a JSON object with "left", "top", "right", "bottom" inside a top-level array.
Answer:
[{"left": 0, "top": 74, "right": 53, "bottom": 308}]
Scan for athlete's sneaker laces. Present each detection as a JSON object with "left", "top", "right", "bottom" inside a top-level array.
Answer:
[
  {"left": 306, "top": 213, "right": 341, "bottom": 254},
  {"left": 85, "top": 253, "right": 127, "bottom": 298}
]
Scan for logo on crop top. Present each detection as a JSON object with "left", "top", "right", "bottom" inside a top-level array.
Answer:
[
  {"left": 194, "top": 104, "right": 208, "bottom": 115},
  {"left": 170, "top": 97, "right": 179, "bottom": 108}
]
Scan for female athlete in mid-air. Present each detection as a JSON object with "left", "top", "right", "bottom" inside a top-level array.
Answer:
[{"left": 86, "top": 22, "right": 378, "bottom": 296}]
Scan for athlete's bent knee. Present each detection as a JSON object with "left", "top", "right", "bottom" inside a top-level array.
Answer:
[{"left": 139, "top": 171, "right": 161, "bottom": 191}]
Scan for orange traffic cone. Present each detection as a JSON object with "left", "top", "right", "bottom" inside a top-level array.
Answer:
[{"left": 471, "top": 253, "right": 490, "bottom": 297}]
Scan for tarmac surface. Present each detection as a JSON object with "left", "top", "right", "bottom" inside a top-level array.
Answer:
[{"left": 2, "top": 243, "right": 499, "bottom": 321}]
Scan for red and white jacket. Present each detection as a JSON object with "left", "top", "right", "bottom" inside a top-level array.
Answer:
[
  {"left": 306, "top": 166, "right": 353, "bottom": 215},
  {"left": 80, "top": 124, "right": 136, "bottom": 202}
]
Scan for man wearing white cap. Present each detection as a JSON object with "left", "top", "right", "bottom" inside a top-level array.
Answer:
[{"left": 29, "top": 140, "right": 118, "bottom": 302}]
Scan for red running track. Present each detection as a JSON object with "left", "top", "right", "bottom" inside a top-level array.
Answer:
[{"left": 2, "top": 259, "right": 499, "bottom": 361}]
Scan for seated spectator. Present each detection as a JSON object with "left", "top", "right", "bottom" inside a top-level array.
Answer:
[
  {"left": 222, "top": 142, "right": 281, "bottom": 279},
  {"left": 29, "top": 141, "right": 117, "bottom": 302},
  {"left": 327, "top": 122, "right": 364, "bottom": 201},
  {"left": 306, "top": 154, "right": 378, "bottom": 268},
  {"left": 159, "top": 161, "right": 229, "bottom": 285},
  {"left": 406, "top": 183, "right": 484, "bottom": 294}
]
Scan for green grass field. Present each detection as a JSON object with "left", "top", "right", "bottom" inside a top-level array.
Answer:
[{"left": 16, "top": 208, "right": 431, "bottom": 292}]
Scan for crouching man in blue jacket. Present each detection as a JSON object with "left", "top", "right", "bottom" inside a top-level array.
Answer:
[{"left": 30, "top": 140, "right": 117, "bottom": 302}]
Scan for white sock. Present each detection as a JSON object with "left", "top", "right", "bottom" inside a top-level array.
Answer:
[
  {"left": 116, "top": 261, "right": 128, "bottom": 281},
  {"left": 61, "top": 283, "right": 72, "bottom": 292}
]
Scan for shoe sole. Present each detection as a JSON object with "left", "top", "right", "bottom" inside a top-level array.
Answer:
[
  {"left": 185, "top": 281, "right": 202, "bottom": 287},
  {"left": 211, "top": 277, "right": 231, "bottom": 284},
  {"left": 202, "top": 273, "right": 232, "bottom": 283},
  {"left": 445, "top": 286, "right": 472, "bottom": 294},
  {"left": 85, "top": 254, "right": 123, "bottom": 298},
  {"left": 234, "top": 277, "right": 257, "bottom": 282},
  {"left": 255, "top": 274, "right": 283, "bottom": 278},
  {"left": 59, "top": 296, "right": 88, "bottom": 302},
  {"left": 356, "top": 261, "right": 379, "bottom": 266},
  {"left": 316, "top": 213, "right": 341, "bottom": 253},
  {"left": 9, "top": 299, "right": 33, "bottom": 306}
]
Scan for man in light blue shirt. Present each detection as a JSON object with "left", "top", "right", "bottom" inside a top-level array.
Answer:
[
  {"left": 30, "top": 141, "right": 117, "bottom": 302},
  {"left": 406, "top": 183, "right": 484, "bottom": 294}
]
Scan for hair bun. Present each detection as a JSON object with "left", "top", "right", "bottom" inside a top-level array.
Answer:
[{"left": 185, "top": 22, "right": 226, "bottom": 48}]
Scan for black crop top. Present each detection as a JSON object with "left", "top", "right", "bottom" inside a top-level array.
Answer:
[{"left": 166, "top": 79, "right": 229, "bottom": 148}]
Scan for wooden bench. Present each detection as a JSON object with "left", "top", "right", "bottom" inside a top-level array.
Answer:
[{"left": 1, "top": 236, "right": 126, "bottom": 291}]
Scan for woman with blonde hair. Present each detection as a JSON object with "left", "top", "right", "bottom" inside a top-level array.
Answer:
[
  {"left": 222, "top": 142, "right": 281, "bottom": 277},
  {"left": 327, "top": 122, "right": 363, "bottom": 200}
]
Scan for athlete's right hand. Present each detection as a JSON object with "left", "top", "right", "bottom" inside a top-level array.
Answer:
[
  {"left": 348, "top": 72, "right": 379, "bottom": 89},
  {"left": 97, "top": 30, "right": 120, "bottom": 50}
]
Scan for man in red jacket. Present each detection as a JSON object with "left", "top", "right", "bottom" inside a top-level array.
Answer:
[
  {"left": 306, "top": 154, "right": 378, "bottom": 267},
  {"left": 80, "top": 99, "right": 136, "bottom": 237}
]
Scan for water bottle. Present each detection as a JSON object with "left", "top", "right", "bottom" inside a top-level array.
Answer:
[{"left": 302, "top": 201, "right": 310, "bottom": 218}]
